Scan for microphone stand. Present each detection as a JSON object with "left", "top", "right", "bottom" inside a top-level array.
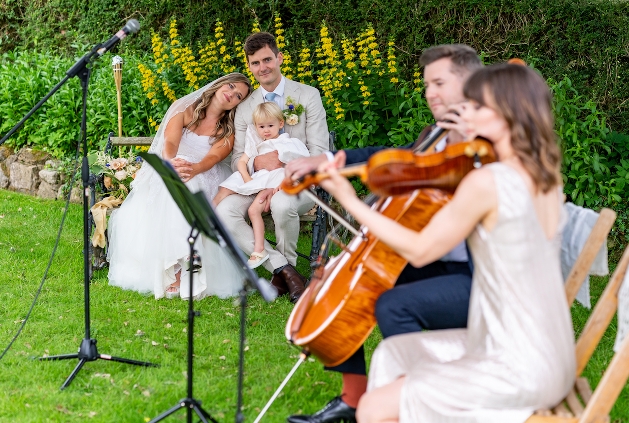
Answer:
[{"left": 1, "top": 42, "right": 158, "bottom": 389}]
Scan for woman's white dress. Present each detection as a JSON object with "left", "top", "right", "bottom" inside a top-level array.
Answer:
[
  {"left": 368, "top": 163, "right": 575, "bottom": 422},
  {"left": 219, "top": 128, "right": 310, "bottom": 196},
  {"left": 107, "top": 129, "right": 244, "bottom": 300}
]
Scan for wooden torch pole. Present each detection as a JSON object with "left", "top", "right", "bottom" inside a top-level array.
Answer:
[{"left": 112, "top": 56, "right": 123, "bottom": 155}]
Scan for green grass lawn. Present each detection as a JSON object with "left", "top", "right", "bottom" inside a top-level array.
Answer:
[{"left": 0, "top": 189, "right": 627, "bottom": 422}]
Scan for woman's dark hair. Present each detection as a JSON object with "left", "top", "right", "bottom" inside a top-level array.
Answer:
[{"left": 464, "top": 63, "right": 561, "bottom": 193}]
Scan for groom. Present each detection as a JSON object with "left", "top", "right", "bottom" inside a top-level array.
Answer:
[{"left": 215, "top": 32, "right": 329, "bottom": 303}]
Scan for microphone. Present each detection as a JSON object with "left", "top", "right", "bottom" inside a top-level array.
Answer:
[{"left": 96, "top": 19, "right": 140, "bottom": 56}]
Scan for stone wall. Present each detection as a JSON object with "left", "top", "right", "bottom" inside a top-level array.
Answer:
[{"left": 0, "top": 146, "right": 76, "bottom": 201}]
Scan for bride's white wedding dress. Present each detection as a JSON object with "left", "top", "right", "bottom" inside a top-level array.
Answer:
[{"left": 107, "top": 129, "right": 244, "bottom": 299}]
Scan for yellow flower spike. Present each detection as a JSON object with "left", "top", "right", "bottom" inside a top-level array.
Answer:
[{"left": 252, "top": 20, "right": 261, "bottom": 33}]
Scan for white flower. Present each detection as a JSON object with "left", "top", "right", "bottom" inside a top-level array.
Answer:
[
  {"left": 286, "top": 114, "right": 299, "bottom": 126},
  {"left": 114, "top": 170, "right": 127, "bottom": 180}
]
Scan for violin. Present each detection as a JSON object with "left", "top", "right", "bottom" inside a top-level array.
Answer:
[
  {"left": 284, "top": 132, "right": 495, "bottom": 367},
  {"left": 281, "top": 139, "right": 495, "bottom": 197}
]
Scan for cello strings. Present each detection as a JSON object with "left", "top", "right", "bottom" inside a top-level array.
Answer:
[{"left": 302, "top": 190, "right": 363, "bottom": 238}]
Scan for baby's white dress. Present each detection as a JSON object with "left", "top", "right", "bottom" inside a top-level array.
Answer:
[{"left": 220, "top": 127, "right": 310, "bottom": 196}]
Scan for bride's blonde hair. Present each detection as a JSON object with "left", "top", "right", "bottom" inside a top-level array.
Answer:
[{"left": 186, "top": 73, "right": 252, "bottom": 143}]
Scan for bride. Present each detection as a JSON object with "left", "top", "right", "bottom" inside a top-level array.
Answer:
[{"left": 107, "top": 73, "right": 253, "bottom": 300}]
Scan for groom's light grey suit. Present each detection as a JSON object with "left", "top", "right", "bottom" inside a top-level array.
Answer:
[{"left": 216, "top": 78, "right": 329, "bottom": 272}]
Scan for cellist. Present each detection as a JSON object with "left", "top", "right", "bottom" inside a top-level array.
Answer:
[
  {"left": 283, "top": 44, "right": 483, "bottom": 423},
  {"left": 337, "top": 63, "right": 572, "bottom": 423}
]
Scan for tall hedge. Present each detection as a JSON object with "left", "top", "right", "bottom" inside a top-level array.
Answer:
[{"left": 1, "top": 0, "right": 628, "bottom": 132}]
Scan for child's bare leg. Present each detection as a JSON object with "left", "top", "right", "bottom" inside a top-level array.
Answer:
[
  {"left": 213, "top": 187, "right": 235, "bottom": 207},
  {"left": 248, "top": 192, "right": 269, "bottom": 254}
]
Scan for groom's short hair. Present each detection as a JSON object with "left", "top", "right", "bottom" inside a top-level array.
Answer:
[
  {"left": 419, "top": 44, "right": 482, "bottom": 77},
  {"left": 244, "top": 32, "right": 280, "bottom": 59}
]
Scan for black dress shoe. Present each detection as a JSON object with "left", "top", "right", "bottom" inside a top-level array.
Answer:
[{"left": 287, "top": 396, "right": 356, "bottom": 423}]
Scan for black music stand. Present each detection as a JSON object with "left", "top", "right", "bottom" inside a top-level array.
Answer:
[{"left": 140, "top": 153, "right": 276, "bottom": 423}]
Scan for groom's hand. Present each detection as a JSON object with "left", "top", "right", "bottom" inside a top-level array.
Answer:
[
  {"left": 285, "top": 152, "right": 344, "bottom": 181},
  {"left": 257, "top": 188, "right": 275, "bottom": 213},
  {"left": 253, "top": 151, "right": 283, "bottom": 172}
]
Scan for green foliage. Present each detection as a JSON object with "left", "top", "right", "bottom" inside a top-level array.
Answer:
[
  {"left": 0, "top": 50, "right": 154, "bottom": 157},
  {"left": 0, "top": 189, "right": 628, "bottom": 421},
  {"left": 2, "top": 0, "right": 629, "bottom": 133},
  {"left": 551, "top": 76, "right": 629, "bottom": 241}
]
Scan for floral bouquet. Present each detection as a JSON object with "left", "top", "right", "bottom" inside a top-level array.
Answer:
[{"left": 88, "top": 151, "right": 143, "bottom": 200}]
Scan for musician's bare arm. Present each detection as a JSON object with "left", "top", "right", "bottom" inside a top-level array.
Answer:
[{"left": 318, "top": 156, "right": 497, "bottom": 268}]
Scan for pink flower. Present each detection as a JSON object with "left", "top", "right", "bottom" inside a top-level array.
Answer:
[{"left": 109, "top": 158, "right": 128, "bottom": 170}]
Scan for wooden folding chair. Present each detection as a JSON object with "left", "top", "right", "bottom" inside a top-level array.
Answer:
[
  {"left": 564, "top": 208, "right": 616, "bottom": 306},
  {"left": 528, "top": 207, "right": 629, "bottom": 422}
]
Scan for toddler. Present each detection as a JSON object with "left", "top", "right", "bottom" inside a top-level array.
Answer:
[{"left": 214, "top": 102, "right": 310, "bottom": 268}]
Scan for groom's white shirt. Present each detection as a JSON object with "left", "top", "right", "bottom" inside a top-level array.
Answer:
[{"left": 259, "top": 75, "right": 287, "bottom": 110}]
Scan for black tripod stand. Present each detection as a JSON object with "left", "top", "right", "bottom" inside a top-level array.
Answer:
[
  {"left": 5, "top": 22, "right": 157, "bottom": 389},
  {"left": 141, "top": 153, "right": 277, "bottom": 423}
]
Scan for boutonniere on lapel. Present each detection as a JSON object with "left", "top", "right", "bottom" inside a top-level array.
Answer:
[{"left": 283, "top": 97, "right": 304, "bottom": 126}]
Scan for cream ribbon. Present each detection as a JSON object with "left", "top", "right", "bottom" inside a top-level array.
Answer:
[{"left": 90, "top": 196, "right": 123, "bottom": 248}]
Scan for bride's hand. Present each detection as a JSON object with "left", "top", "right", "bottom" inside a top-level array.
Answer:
[{"left": 170, "top": 158, "right": 196, "bottom": 182}]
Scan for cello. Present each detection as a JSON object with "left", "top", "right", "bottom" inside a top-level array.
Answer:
[{"left": 282, "top": 135, "right": 495, "bottom": 367}]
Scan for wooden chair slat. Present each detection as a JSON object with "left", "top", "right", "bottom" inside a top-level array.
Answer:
[
  {"left": 575, "top": 377, "right": 593, "bottom": 404},
  {"left": 579, "top": 322, "right": 629, "bottom": 421},
  {"left": 552, "top": 402, "right": 573, "bottom": 418},
  {"left": 575, "top": 244, "right": 629, "bottom": 375},
  {"left": 534, "top": 409, "right": 553, "bottom": 417},
  {"left": 525, "top": 415, "right": 578, "bottom": 423},
  {"left": 565, "top": 389, "right": 584, "bottom": 417},
  {"left": 564, "top": 208, "right": 616, "bottom": 306}
]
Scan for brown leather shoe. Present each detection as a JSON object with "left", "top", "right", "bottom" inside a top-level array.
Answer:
[
  {"left": 278, "top": 264, "right": 306, "bottom": 303},
  {"left": 270, "top": 272, "right": 289, "bottom": 297}
]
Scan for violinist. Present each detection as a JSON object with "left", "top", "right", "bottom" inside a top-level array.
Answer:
[
  {"left": 329, "top": 63, "right": 572, "bottom": 423},
  {"left": 284, "top": 44, "right": 483, "bottom": 423}
]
